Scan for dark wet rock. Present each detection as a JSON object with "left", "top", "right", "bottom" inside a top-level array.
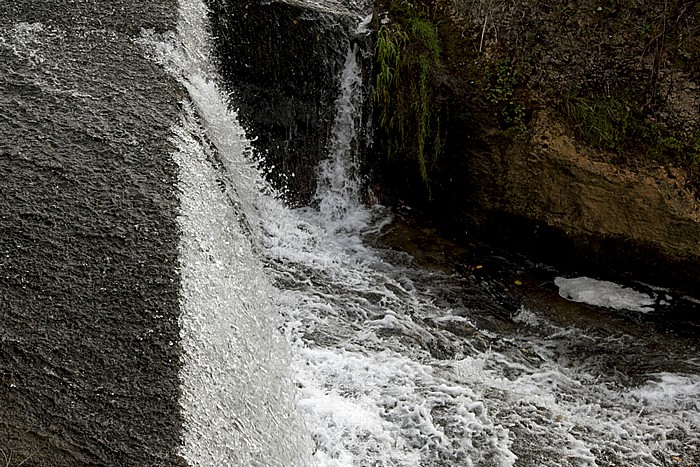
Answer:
[
  {"left": 0, "top": 1, "right": 184, "bottom": 465},
  {"left": 206, "top": 0, "right": 367, "bottom": 204}
]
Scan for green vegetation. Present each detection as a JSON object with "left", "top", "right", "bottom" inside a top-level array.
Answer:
[
  {"left": 372, "top": 0, "right": 699, "bottom": 195},
  {"left": 374, "top": 0, "right": 444, "bottom": 188},
  {"left": 560, "top": 90, "right": 632, "bottom": 150},
  {"left": 560, "top": 89, "right": 700, "bottom": 179},
  {"left": 483, "top": 59, "right": 528, "bottom": 135}
]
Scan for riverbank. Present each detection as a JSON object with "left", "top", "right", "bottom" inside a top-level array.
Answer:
[{"left": 368, "top": 0, "right": 700, "bottom": 295}]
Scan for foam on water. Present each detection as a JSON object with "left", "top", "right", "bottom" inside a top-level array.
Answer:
[
  {"left": 142, "top": 0, "right": 699, "bottom": 465},
  {"left": 261, "top": 49, "right": 700, "bottom": 460},
  {"left": 555, "top": 276, "right": 656, "bottom": 313},
  {"left": 261, "top": 40, "right": 516, "bottom": 467}
]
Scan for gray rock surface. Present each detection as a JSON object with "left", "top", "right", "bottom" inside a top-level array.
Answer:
[{"left": 0, "top": 2, "right": 184, "bottom": 465}]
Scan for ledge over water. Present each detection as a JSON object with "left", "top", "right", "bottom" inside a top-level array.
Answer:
[{"left": 0, "top": 2, "right": 184, "bottom": 465}]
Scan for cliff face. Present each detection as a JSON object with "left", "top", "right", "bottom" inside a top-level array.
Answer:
[
  {"left": 458, "top": 111, "right": 700, "bottom": 291},
  {"left": 206, "top": 0, "right": 368, "bottom": 204},
  {"left": 381, "top": 0, "right": 700, "bottom": 292}
]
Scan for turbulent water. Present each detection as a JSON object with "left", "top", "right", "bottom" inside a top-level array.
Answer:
[{"left": 144, "top": 0, "right": 700, "bottom": 465}]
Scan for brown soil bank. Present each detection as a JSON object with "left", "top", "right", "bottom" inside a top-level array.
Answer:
[
  {"left": 0, "top": 1, "right": 184, "bottom": 465},
  {"left": 373, "top": 0, "right": 700, "bottom": 294},
  {"left": 462, "top": 111, "right": 700, "bottom": 293}
]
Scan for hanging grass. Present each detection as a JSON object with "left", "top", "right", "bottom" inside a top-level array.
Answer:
[{"left": 373, "top": 0, "right": 444, "bottom": 189}]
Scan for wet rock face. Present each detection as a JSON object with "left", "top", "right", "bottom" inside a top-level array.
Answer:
[
  {"left": 206, "top": 0, "right": 356, "bottom": 204},
  {"left": 457, "top": 111, "right": 700, "bottom": 293},
  {"left": 0, "top": 1, "right": 184, "bottom": 465}
]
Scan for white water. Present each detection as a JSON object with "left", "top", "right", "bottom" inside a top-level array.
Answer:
[
  {"left": 140, "top": 1, "right": 313, "bottom": 464},
  {"left": 142, "top": 1, "right": 700, "bottom": 465},
  {"left": 555, "top": 277, "right": 656, "bottom": 313}
]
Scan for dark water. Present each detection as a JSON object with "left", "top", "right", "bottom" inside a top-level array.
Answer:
[
  {"left": 372, "top": 212, "right": 700, "bottom": 382},
  {"left": 0, "top": 2, "right": 184, "bottom": 465}
]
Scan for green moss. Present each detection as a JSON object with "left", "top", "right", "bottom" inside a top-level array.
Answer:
[
  {"left": 373, "top": 0, "right": 444, "bottom": 189},
  {"left": 690, "top": 133, "right": 700, "bottom": 171},
  {"left": 560, "top": 90, "right": 632, "bottom": 150},
  {"left": 560, "top": 88, "right": 700, "bottom": 179}
]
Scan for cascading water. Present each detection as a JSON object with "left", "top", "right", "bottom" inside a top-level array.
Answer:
[
  {"left": 311, "top": 44, "right": 368, "bottom": 231},
  {"left": 144, "top": 0, "right": 699, "bottom": 465},
  {"left": 140, "top": 1, "right": 313, "bottom": 465}
]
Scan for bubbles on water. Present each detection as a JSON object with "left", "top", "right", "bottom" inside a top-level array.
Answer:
[
  {"left": 512, "top": 306, "right": 544, "bottom": 328},
  {"left": 293, "top": 346, "right": 517, "bottom": 466},
  {"left": 628, "top": 373, "right": 700, "bottom": 411},
  {"left": 264, "top": 183, "right": 700, "bottom": 465}
]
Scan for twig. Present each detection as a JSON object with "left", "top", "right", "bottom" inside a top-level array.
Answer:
[{"left": 479, "top": 12, "right": 488, "bottom": 52}]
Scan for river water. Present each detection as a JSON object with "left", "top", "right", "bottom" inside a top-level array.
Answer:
[{"left": 149, "top": 0, "right": 700, "bottom": 465}]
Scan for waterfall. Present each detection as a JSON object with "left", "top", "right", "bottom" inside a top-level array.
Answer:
[
  {"left": 313, "top": 45, "right": 368, "bottom": 230},
  {"left": 141, "top": 1, "right": 313, "bottom": 465},
  {"left": 140, "top": 0, "right": 700, "bottom": 465},
  {"left": 298, "top": 38, "right": 390, "bottom": 258}
]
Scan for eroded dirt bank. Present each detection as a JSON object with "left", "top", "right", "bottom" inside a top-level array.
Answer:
[
  {"left": 369, "top": 0, "right": 700, "bottom": 294},
  {"left": 0, "top": 2, "right": 184, "bottom": 465}
]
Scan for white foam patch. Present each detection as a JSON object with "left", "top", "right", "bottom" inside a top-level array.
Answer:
[
  {"left": 628, "top": 373, "right": 700, "bottom": 411},
  {"left": 555, "top": 276, "right": 655, "bottom": 312},
  {"left": 512, "top": 306, "right": 543, "bottom": 327},
  {"left": 464, "top": 348, "right": 700, "bottom": 466},
  {"left": 293, "top": 346, "right": 517, "bottom": 467}
]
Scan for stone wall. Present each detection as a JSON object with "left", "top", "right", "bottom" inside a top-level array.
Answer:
[{"left": 0, "top": 1, "right": 184, "bottom": 464}]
